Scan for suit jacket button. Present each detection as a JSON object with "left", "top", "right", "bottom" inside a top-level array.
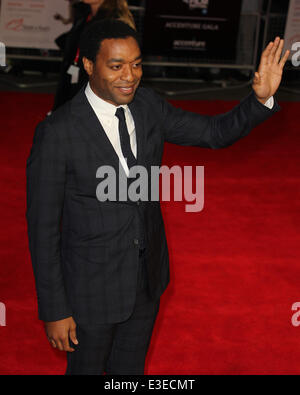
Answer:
[{"left": 134, "top": 239, "right": 139, "bottom": 246}]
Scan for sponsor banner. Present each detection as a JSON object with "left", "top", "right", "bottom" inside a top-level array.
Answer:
[
  {"left": 0, "top": 0, "right": 69, "bottom": 49},
  {"left": 142, "top": 0, "right": 242, "bottom": 59},
  {"left": 283, "top": 0, "right": 300, "bottom": 60}
]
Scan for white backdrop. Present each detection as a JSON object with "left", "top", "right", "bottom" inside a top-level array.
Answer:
[{"left": 0, "top": 0, "right": 70, "bottom": 49}]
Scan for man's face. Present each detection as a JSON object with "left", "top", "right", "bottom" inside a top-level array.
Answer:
[{"left": 83, "top": 36, "right": 143, "bottom": 106}]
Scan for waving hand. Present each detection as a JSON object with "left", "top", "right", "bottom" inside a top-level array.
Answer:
[{"left": 253, "top": 37, "right": 290, "bottom": 105}]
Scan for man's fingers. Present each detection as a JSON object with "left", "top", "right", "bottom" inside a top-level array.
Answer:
[
  {"left": 62, "top": 336, "right": 75, "bottom": 352},
  {"left": 274, "top": 39, "right": 285, "bottom": 63},
  {"left": 279, "top": 49, "right": 290, "bottom": 68},
  {"left": 261, "top": 41, "right": 273, "bottom": 61},
  {"left": 258, "top": 41, "right": 273, "bottom": 71},
  {"left": 49, "top": 338, "right": 57, "bottom": 349},
  {"left": 269, "top": 37, "right": 280, "bottom": 63},
  {"left": 259, "top": 38, "right": 289, "bottom": 70},
  {"left": 45, "top": 318, "right": 78, "bottom": 352},
  {"left": 69, "top": 327, "right": 79, "bottom": 346},
  {"left": 253, "top": 72, "right": 260, "bottom": 84},
  {"left": 48, "top": 336, "right": 74, "bottom": 352},
  {"left": 55, "top": 339, "right": 64, "bottom": 352}
]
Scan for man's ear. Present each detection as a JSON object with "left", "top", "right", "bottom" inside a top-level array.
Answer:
[{"left": 82, "top": 57, "right": 94, "bottom": 76}]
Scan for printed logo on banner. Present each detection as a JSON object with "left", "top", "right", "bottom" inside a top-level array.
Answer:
[
  {"left": 5, "top": 18, "right": 50, "bottom": 33},
  {"left": 0, "top": 0, "right": 70, "bottom": 50},
  {"left": 142, "top": 0, "right": 242, "bottom": 59},
  {"left": 6, "top": 18, "right": 24, "bottom": 32},
  {"left": 182, "top": 0, "right": 210, "bottom": 12}
]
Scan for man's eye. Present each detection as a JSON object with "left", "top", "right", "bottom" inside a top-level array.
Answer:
[
  {"left": 133, "top": 62, "right": 142, "bottom": 68},
  {"left": 111, "top": 65, "right": 121, "bottom": 70}
]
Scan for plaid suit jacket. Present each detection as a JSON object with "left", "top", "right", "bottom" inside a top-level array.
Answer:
[{"left": 26, "top": 86, "right": 279, "bottom": 324}]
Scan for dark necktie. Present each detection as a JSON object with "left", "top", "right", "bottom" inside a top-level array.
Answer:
[
  {"left": 115, "top": 107, "right": 137, "bottom": 170},
  {"left": 115, "top": 108, "right": 145, "bottom": 249}
]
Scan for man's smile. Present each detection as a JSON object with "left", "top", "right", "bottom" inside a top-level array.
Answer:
[{"left": 115, "top": 85, "right": 137, "bottom": 95}]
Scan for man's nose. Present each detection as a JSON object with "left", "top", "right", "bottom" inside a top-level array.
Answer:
[{"left": 121, "top": 65, "right": 135, "bottom": 82}]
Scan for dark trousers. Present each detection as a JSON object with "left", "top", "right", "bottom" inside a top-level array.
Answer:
[{"left": 65, "top": 249, "right": 160, "bottom": 375}]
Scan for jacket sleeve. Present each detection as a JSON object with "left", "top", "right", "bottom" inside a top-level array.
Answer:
[
  {"left": 161, "top": 90, "right": 280, "bottom": 148},
  {"left": 26, "top": 121, "right": 72, "bottom": 322}
]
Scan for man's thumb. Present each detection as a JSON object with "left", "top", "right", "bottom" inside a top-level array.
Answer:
[
  {"left": 254, "top": 72, "right": 260, "bottom": 84},
  {"left": 69, "top": 327, "right": 79, "bottom": 345}
]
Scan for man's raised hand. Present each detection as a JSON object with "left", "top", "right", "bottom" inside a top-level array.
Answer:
[{"left": 253, "top": 37, "right": 290, "bottom": 105}]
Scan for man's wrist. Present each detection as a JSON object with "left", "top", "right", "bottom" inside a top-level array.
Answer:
[{"left": 254, "top": 94, "right": 274, "bottom": 109}]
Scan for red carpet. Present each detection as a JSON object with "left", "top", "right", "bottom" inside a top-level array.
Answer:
[{"left": 0, "top": 91, "right": 300, "bottom": 375}]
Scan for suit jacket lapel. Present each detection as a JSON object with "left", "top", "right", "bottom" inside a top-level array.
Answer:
[
  {"left": 71, "top": 87, "right": 146, "bottom": 172},
  {"left": 70, "top": 87, "right": 121, "bottom": 172}
]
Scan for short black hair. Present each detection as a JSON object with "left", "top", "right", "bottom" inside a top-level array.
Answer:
[{"left": 79, "top": 19, "right": 140, "bottom": 62}]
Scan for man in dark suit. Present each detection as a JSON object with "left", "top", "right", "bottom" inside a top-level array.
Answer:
[{"left": 26, "top": 20, "right": 289, "bottom": 375}]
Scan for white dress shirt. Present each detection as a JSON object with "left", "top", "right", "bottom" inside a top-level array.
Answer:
[
  {"left": 85, "top": 82, "right": 274, "bottom": 176},
  {"left": 85, "top": 82, "right": 137, "bottom": 176},
  {"left": 264, "top": 96, "right": 274, "bottom": 109}
]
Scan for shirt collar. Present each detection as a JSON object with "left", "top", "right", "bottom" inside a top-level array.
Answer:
[{"left": 85, "top": 82, "right": 128, "bottom": 117}]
